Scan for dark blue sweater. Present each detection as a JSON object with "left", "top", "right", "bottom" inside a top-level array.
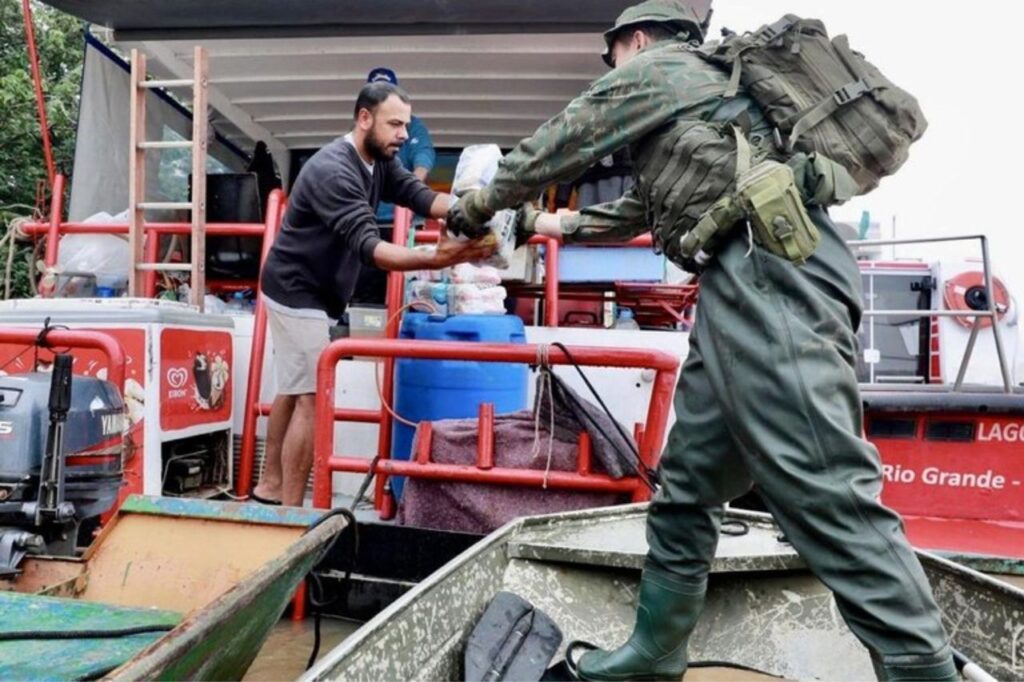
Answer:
[{"left": 261, "top": 136, "right": 436, "bottom": 319}]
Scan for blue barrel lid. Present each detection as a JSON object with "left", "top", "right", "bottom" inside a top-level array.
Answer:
[{"left": 399, "top": 312, "right": 526, "bottom": 343}]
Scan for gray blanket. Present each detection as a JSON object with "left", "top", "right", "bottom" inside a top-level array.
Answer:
[{"left": 396, "top": 410, "right": 622, "bottom": 534}]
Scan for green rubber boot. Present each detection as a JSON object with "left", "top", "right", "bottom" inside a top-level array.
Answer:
[
  {"left": 574, "top": 567, "right": 706, "bottom": 681},
  {"left": 870, "top": 649, "right": 959, "bottom": 681}
]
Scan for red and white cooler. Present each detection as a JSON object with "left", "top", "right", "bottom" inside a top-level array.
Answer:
[{"left": 0, "top": 298, "right": 234, "bottom": 505}]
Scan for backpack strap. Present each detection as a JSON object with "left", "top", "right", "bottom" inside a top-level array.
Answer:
[
  {"left": 784, "top": 34, "right": 889, "bottom": 151},
  {"left": 733, "top": 124, "right": 752, "bottom": 177},
  {"left": 786, "top": 80, "right": 869, "bottom": 151}
]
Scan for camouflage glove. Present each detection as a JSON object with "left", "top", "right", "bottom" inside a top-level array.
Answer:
[
  {"left": 447, "top": 189, "right": 495, "bottom": 239},
  {"left": 514, "top": 203, "right": 540, "bottom": 248}
]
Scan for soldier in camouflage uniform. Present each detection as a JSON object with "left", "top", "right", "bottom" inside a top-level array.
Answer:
[{"left": 448, "top": 2, "right": 957, "bottom": 680}]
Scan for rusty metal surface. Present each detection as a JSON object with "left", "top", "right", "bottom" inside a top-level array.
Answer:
[{"left": 307, "top": 505, "right": 1024, "bottom": 681}]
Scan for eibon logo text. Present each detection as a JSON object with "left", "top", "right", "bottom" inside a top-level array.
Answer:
[
  {"left": 166, "top": 367, "right": 189, "bottom": 399},
  {"left": 0, "top": 421, "right": 13, "bottom": 437}
]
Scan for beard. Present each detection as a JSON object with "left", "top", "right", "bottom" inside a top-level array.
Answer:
[{"left": 366, "top": 130, "right": 401, "bottom": 162}]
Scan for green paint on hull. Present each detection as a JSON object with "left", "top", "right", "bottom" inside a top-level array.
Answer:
[
  {"left": 120, "top": 494, "right": 325, "bottom": 527},
  {"left": 0, "top": 591, "right": 181, "bottom": 681},
  {"left": 0, "top": 497, "right": 346, "bottom": 681},
  {"left": 158, "top": 555, "right": 319, "bottom": 680}
]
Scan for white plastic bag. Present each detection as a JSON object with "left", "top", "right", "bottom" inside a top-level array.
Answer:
[
  {"left": 451, "top": 145, "right": 503, "bottom": 197},
  {"left": 57, "top": 210, "right": 131, "bottom": 280},
  {"left": 451, "top": 145, "right": 518, "bottom": 270}
]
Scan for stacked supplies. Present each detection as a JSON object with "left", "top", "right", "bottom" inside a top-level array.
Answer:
[{"left": 406, "top": 262, "right": 507, "bottom": 316}]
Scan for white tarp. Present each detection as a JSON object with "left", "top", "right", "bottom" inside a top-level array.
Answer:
[{"left": 69, "top": 36, "right": 250, "bottom": 221}]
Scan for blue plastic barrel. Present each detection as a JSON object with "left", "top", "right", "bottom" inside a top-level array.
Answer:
[{"left": 390, "top": 313, "right": 528, "bottom": 499}]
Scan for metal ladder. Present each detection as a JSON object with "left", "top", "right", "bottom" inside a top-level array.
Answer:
[{"left": 127, "top": 46, "right": 208, "bottom": 310}]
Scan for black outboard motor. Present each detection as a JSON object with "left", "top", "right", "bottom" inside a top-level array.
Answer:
[{"left": 0, "top": 355, "right": 124, "bottom": 575}]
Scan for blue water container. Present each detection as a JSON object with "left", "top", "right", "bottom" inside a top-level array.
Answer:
[{"left": 391, "top": 313, "right": 528, "bottom": 499}]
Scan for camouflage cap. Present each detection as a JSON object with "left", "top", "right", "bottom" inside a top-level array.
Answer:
[{"left": 602, "top": 0, "right": 710, "bottom": 67}]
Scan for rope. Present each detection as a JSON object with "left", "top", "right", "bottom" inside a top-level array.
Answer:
[
  {"left": 530, "top": 344, "right": 557, "bottom": 488},
  {"left": 374, "top": 300, "right": 439, "bottom": 428}
]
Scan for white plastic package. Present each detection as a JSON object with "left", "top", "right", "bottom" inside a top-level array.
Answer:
[
  {"left": 448, "top": 284, "right": 507, "bottom": 315},
  {"left": 451, "top": 263, "right": 502, "bottom": 286}
]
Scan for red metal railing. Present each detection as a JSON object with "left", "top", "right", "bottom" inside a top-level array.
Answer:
[
  {"left": 20, "top": 0, "right": 55, "bottom": 187},
  {"left": 0, "top": 328, "right": 126, "bottom": 393},
  {"left": 236, "top": 189, "right": 286, "bottom": 495},
  {"left": 311, "top": 338, "right": 679, "bottom": 513},
  {"left": 410, "top": 229, "right": 655, "bottom": 327},
  {"left": 19, "top": 186, "right": 286, "bottom": 497}
]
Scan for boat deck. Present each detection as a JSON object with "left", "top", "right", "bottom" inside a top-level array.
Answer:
[{"left": 508, "top": 506, "right": 803, "bottom": 573}]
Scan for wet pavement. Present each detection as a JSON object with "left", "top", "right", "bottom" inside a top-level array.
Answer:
[{"left": 245, "top": 617, "right": 360, "bottom": 681}]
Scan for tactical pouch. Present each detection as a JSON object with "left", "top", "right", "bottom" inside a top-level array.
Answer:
[
  {"left": 735, "top": 158, "right": 820, "bottom": 264},
  {"left": 677, "top": 195, "right": 743, "bottom": 267},
  {"left": 683, "top": 126, "right": 820, "bottom": 268}
]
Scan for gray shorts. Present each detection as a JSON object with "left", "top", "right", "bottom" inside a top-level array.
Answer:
[{"left": 267, "top": 304, "right": 331, "bottom": 395}]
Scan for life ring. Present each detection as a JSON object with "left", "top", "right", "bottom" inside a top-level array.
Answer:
[{"left": 943, "top": 271, "right": 1010, "bottom": 329}]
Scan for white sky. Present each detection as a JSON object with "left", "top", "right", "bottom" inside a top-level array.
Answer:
[
  {"left": 708, "top": 1, "right": 1024, "bottom": 369},
  {"left": 709, "top": 1, "right": 1023, "bottom": 281}
]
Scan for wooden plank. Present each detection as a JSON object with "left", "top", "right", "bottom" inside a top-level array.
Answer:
[
  {"left": 0, "top": 557, "right": 85, "bottom": 596},
  {"left": 79, "top": 514, "right": 302, "bottom": 613},
  {"left": 128, "top": 49, "right": 147, "bottom": 298},
  {"left": 190, "top": 45, "right": 208, "bottom": 310}
]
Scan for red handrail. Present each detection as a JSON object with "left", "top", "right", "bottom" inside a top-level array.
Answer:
[
  {"left": 410, "top": 229, "right": 655, "bottom": 327},
  {"left": 42, "top": 174, "right": 66, "bottom": 272},
  {"left": 0, "top": 328, "right": 126, "bottom": 393},
  {"left": 236, "top": 188, "right": 285, "bottom": 496},
  {"left": 23, "top": 222, "right": 270, "bottom": 238},
  {"left": 311, "top": 338, "right": 679, "bottom": 512},
  {"left": 20, "top": 0, "right": 55, "bottom": 187}
]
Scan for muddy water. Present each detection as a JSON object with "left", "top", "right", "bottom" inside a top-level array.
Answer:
[
  {"left": 995, "top": 574, "right": 1024, "bottom": 591},
  {"left": 245, "top": 617, "right": 360, "bottom": 681}
]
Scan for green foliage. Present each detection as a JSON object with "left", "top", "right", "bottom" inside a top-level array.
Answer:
[{"left": 0, "top": 0, "right": 83, "bottom": 297}]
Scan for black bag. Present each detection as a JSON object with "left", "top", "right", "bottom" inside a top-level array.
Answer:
[{"left": 464, "top": 592, "right": 563, "bottom": 682}]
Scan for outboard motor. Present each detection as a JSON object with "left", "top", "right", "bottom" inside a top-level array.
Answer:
[{"left": 0, "top": 355, "right": 124, "bottom": 575}]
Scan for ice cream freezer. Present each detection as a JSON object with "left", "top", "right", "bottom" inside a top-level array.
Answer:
[{"left": 0, "top": 298, "right": 235, "bottom": 504}]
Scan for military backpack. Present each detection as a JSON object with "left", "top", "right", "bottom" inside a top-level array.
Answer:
[{"left": 698, "top": 15, "right": 927, "bottom": 195}]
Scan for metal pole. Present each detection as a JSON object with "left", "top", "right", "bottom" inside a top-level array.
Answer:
[
  {"left": 868, "top": 272, "right": 876, "bottom": 384},
  {"left": 847, "top": 234, "right": 988, "bottom": 248},
  {"left": 953, "top": 317, "right": 982, "bottom": 392},
  {"left": 20, "top": 0, "right": 56, "bottom": 187},
  {"left": 42, "top": 173, "right": 65, "bottom": 271},
  {"left": 545, "top": 238, "right": 560, "bottom": 327},
  {"left": 980, "top": 236, "right": 1014, "bottom": 393},
  {"left": 237, "top": 189, "right": 284, "bottom": 496}
]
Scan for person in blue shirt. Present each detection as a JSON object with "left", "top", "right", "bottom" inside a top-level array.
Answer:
[
  {"left": 368, "top": 68, "right": 437, "bottom": 224},
  {"left": 351, "top": 67, "right": 437, "bottom": 305}
]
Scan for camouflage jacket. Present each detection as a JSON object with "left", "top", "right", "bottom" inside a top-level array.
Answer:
[{"left": 482, "top": 40, "right": 771, "bottom": 252}]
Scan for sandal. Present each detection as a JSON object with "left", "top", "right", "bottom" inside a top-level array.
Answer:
[{"left": 250, "top": 492, "right": 282, "bottom": 506}]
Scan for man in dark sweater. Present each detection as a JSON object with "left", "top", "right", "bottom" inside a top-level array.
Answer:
[{"left": 253, "top": 82, "right": 493, "bottom": 506}]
